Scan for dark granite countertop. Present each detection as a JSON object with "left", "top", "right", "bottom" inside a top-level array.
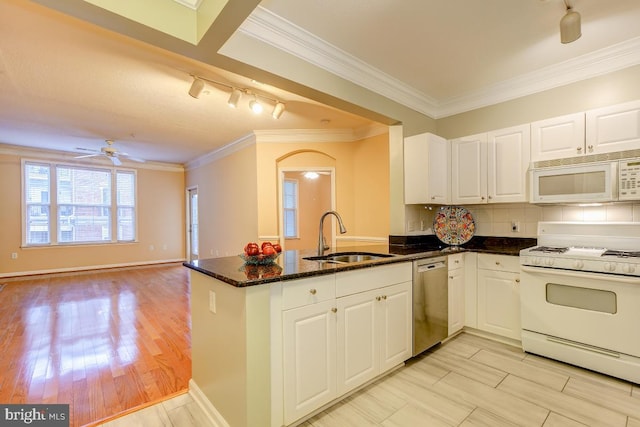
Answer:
[{"left": 183, "top": 236, "right": 537, "bottom": 287}]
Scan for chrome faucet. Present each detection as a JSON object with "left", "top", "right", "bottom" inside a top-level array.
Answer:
[{"left": 318, "top": 211, "right": 347, "bottom": 256}]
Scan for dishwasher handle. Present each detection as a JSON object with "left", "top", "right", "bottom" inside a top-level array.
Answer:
[{"left": 416, "top": 260, "right": 446, "bottom": 273}]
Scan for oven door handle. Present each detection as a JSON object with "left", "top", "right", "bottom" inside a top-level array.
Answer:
[{"left": 521, "top": 265, "right": 640, "bottom": 284}]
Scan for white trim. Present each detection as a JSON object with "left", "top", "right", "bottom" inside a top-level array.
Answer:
[
  {"left": 185, "top": 133, "right": 256, "bottom": 170},
  {"left": 0, "top": 143, "right": 184, "bottom": 172},
  {"left": 336, "top": 235, "right": 388, "bottom": 243},
  {"left": 171, "top": 0, "right": 203, "bottom": 10},
  {"left": 240, "top": 7, "right": 640, "bottom": 119},
  {"left": 258, "top": 235, "right": 281, "bottom": 241},
  {"left": 188, "top": 379, "right": 230, "bottom": 427},
  {"left": 0, "top": 258, "right": 186, "bottom": 279}
]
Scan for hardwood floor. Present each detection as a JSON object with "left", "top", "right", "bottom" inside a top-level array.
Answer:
[{"left": 0, "top": 264, "right": 191, "bottom": 427}]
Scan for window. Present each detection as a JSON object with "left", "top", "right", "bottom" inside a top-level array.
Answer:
[
  {"left": 283, "top": 179, "right": 298, "bottom": 238},
  {"left": 23, "top": 161, "right": 136, "bottom": 245}
]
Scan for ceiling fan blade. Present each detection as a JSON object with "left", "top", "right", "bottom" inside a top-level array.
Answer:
[
  {"left": 74, "top": 153, "right": 101, "bottom": 159},
  {"left": 111, "top": 156, "right": 122, "bottom": 166},
  {"left": 119, "top": 153, "right": 146, "bottom": 163}
]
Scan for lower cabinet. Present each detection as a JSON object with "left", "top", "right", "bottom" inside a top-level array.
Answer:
[
  {"left": 282, "top": 299, "right": 337, "bottom": 424},
  {"left": 336, "top": 281, "right": 412, "bottom": 395},
  {"left": 281, "top": 263, "right": 412, "bottom": 425},
  {"left": 448, "top": 253, "right": 465, "bottom": 336},
  {"left": 477, "top": 254, "right": 521, "bottom": 340}
]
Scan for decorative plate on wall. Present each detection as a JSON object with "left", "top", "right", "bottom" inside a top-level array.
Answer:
[{"left": 433, "top": 206, "right": 475, "bottom": 245}]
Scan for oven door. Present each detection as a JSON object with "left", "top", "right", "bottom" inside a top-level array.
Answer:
[{"left": 520, "top": 266, "right": 640, "bottom": 358}]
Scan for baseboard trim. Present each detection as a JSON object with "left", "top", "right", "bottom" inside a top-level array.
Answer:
[
  {"left": 189, "top": 379, "right": 230, "bottom": 427},
  {"left": 0, "top": 259, "right": 186, "bottom": 280}
]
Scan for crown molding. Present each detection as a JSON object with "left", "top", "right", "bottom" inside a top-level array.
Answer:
[
  {"left": 238, "top": 7, "right": 440, "bottom": 117},
  {"left": 185, "top": 132, "right": 257, "bottom": 170},
  {"left": 239, "top": 7, "right": 640, "bottom": 119}
]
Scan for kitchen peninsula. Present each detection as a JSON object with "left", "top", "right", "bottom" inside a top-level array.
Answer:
[{"left": 183, "top": 238, "right": 534, "bottom": 427}]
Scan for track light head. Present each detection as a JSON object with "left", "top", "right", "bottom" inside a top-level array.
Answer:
[
  {"left": 560, "top": 2, "right": 581, "bottom": 44},
  {"left": 188, "top": 77, "right": 205, "bottom": 98},
  {"left": 272, "top": 102, "right": 286, "bottom": 119},
  {"left": 249, "top": 96, "right": 263, "bottom": 114},
  {"left": 228, "top": 88, "right": 242, "bottom": 108}
]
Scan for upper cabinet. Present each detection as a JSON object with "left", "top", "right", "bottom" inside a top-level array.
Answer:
[
  {"left": 404, "top": 132, "right": 450, "bottom": 204},
  {"left": 531, "top": 112, "right": 585, "bottom": 161},
  {"left": 532, "top": 100, "right": 640, "bottom": 162},
  {"left": 451, "top": 124, "right": 530, "bottom": 204},
  {"left": 586, "top": 100, "right": 640, "bottom": 155}
]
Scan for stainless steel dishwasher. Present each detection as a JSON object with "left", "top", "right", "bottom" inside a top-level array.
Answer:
[{"left": 412, "top": 256, "right": 448, "bottom": 356}]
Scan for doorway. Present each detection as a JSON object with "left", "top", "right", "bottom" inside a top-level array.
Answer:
[
  {"left": 186, "top": 186, "right": 199, "bottom": 261},
  {"left": 278, "top": 168, "right": 335, "bottom": 251}
]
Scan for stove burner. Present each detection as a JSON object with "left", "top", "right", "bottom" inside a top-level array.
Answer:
[
  {"left": 602, "top": 250, "right": 640, "bottom": 258},
  {"left": 529, "top": 246, "right": 569, "bottom": 254}
]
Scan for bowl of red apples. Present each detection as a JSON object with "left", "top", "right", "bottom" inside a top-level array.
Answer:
[{"left": 240, "top": 241, "right": 282, "bottom": 265}]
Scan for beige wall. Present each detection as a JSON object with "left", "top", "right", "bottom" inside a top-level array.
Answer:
[
  {"left": 185, "top": 145, "right": 259, "bottom": 258},
  {"left": 436, "top": 65, "right": 640, "bottom": 139},
  {"left": 0, "top": 152, "right": 185, "bottom": 277}
]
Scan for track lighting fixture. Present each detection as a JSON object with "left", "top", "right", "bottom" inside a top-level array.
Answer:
[
  {"left": 227, "top": 88, "right": 242, "bottom": 108},
  {"left": 560, "top": 0, "right": 581, "bottom": 44},
  {"left": 272, "top": 102, "right": 286, "bottom": 119},
  {"left": 187, "top": 74, "right": 285, "bottom": 119},
  {"left": 188, "top": 77, "right": 205, "bottom": 98},
  {"left": 249, "top": 95, "right": 263, "bottom": 114}
]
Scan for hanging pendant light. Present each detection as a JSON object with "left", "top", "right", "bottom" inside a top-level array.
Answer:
[{"left": 560, "top": 0, "right": 581, "bottom": 44}]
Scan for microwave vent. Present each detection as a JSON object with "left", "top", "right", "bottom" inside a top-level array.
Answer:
[{"left": 533, "top": 148, "right": 640, "bottom": 169}]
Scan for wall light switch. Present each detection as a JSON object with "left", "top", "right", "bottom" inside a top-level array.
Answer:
[{"left": 209, "top": 290, "right": 216, "bottom": 314}]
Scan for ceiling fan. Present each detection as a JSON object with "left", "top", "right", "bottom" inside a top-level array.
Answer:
[{"left": 74, "top": 139, "right": 145, "bottom": 166}]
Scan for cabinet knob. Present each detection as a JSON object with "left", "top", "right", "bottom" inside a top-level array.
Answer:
[
  {"left": 309, "top": 289, "right": 317, "bottom": 295},
  {"left": 455, "top": 260, "right": 459, "bottom": 264},
  {"left": 577, "top": 147, "right": 582, "bottom": 152},
  {"left": 376, "top": 296, "right": 382, "bottom": 301},
  {"left": 331, "top": 307, "right": 337, "bottom": 313},
  {"left": 488, "top": 195, "right": 492, "bottom": 200},
  {"left": 588, "top": 145, "right": 593, "bottom": 152},
  {"left": 449, "top": 275, "right": 454, "bottom": 279},
  {"left": 495, "top": 261, "right": 500, "bottom": 266},
  {"left": 515, "top": 278, "right": 520, "bottom": 283},
  {"left": 481, "top": 196, "right": 485, "bottom": 200},
  {"left": 382, "top": 295, "right": 387, "bottom": 300},
  {"left": 431, "top": 196, "right": 436, "bottom": 200}
]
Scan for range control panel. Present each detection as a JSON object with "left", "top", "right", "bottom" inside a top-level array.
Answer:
[{"left": 620, "top": 159, "right": 640, "bottom": 200}]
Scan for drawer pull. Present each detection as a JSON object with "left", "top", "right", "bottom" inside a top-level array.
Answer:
[
  {"left": 495, "top": 261, "right": 500, "bottom": 266},
  {"left": 376, "top": 296, "right": 381, "bottom": 301},
  {"left": 449, "top": 275, "right": 454, "bottom": 279},
  {"left": 331, "top": 307, "right": 337, "bottom": 313},
  {"left": 309, "top": 289, "right": 317, "bottom": 295},
  {"left": 382, "top": 295, "right": 387, "bottom": 300},
  {"left": 515, "top": 279, "right": 520, "bottom": 283}
]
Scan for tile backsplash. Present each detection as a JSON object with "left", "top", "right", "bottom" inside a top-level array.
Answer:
[{"left": 406, "top": 203, "right": 640, "bottom": 238}]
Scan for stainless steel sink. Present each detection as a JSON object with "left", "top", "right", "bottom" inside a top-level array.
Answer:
[{"left": 303, "top": 252, "right": 395, "bottom": 264}]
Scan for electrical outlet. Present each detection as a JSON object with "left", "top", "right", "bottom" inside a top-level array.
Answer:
[
  {"left": 209, "top": 290, "right": 216, "bottom": 314},
  {"left": 511, "top": 221, "right": 520, "bottom": 232},
  {"left": 11, "top": 252, "right": 18, "bottom": 259}
]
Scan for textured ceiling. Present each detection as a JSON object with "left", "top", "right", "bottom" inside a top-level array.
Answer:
[{"left": 1, "top": 0, "right": 640, "bottom": 165}]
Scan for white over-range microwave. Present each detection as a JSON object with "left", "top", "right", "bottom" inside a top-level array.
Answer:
[{"left": 531, "top": 158, "right": 640, "bottom": 204}]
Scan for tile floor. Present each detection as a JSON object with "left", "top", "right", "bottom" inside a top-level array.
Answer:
[{"left": 97, "top": 332, "right": 640, "bottom": 427}]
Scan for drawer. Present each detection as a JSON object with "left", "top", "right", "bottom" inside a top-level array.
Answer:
[
  {"left": 448, "top": 253, "right": 464, "bottom": 271},
  {"left": 336, "top": 262, "right": 412, "bottom": 297},
  {"left": 477, "top": 253, "right": 520, "bottom": 273},
  {"left": 282, "top": 274, "right": 336, "bottom": 310}
]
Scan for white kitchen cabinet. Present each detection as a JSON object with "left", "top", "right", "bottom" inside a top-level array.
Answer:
[
  {"left": 586, "top": 100, "right": 640, "bottom": 155},
  {"left": 531, "top": 112, "right": 586, "bottom": 162},
  {"left": 487, "top": 125, "right": 531, "bottom": 203},
  {"left": 451, "top": 133, "right": 487, "bottom": 204},
  {"left": 451, "top": 124, "right": 530, "bottom": 204},
  {"left": 336, "top": 281, "right": 411, "bottom": 395},
  {"left": 404, "top": 132, "right": 450, "bottom": 204},
  {"left": 477, "top": 254, "right": 521, "bottom": 341},
  {"left": 448, "top": 253, "right": 465, "bottom": 336},
  {"left": 281, "top": 263, "right": 412, "bottom": 425}
]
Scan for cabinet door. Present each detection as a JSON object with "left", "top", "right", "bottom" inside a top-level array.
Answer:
[
  {"left": 487, "top": 124, "right": 531, "bottom": 203},
  {"left": 336, "top": 289, "right": 378, "bottom": 395},
  {"left": 477, "top": 269, "right": 521, "bottom": 340},
  {"left": 451, "top": 134, "right": 488, "bottom": 204},
  {"left": 404, "top": 133, "right": 450, "bottom": 204},
  {"left": 586, "top": 100, "right": 640, "bottom": 155},
  {"left": 283, "top": 300, "right": 337, "bottom": 424},
  {"left": 378, "top": 281, "right": 412, "bottom": 373},
  {"left": 531, "top": 113, "right": 585, "bottom": 161},
  {"left": 448, "top": 268, "right": 464, "bottom": 336}
]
